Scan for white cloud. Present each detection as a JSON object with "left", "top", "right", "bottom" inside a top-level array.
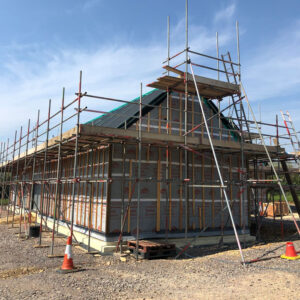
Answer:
[
  {"left": 240, "top": 21, "right": 300, "bottom": 137},
  {"left": 65, "top": 0, "right": 102, "bottom": 14},
  {"left": 2, "top": 2, "right": 299, "bottom": 155},
  {"left": 83, "top": 0, "right": 101, "bottom": 11},
  {"left": 2, "top": 0, "right": 300, "bottom": 159},
  {"left": 0, "top": 8, "right": 241, "bottom": 149},
  {"left": 244, "top": 21, "right": 300, "bottom": 101},
  {"left": 214, "top": 3, "right": 236, "bottom": 23},
  {"left": 0, "top": 44, "right": 164, "bottom": 143}
]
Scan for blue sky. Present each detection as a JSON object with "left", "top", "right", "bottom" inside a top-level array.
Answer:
[{"left": 1, "top": 0, "right": 300, "bottom": 152}]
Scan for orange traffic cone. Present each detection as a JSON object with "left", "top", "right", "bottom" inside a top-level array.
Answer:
[
  {"left": 58, "top": 236, "right": 75, "bottom": 273},
  {"left": 281, "top": 242, "right": 300, "bottom": 260}
]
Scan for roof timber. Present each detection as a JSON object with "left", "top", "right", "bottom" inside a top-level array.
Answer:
[
  {"left": 0, "top": 124, "right": 282, "bottom": 168},
  {"left": 79, "top": 125, "right": 280, "bottom": 155}
]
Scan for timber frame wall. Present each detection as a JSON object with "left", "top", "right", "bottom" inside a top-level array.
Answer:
[{"left": 1, "top": 88, "right": 277, "bottom": 241}]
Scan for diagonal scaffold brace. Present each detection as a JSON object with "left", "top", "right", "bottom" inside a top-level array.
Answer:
[{"left": 189, "top": 58, "right": 246, "bottom": 266}]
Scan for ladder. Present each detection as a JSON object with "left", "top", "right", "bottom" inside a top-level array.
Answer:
[
  {"left": 280, "top": 110, "right": 300, "bottom": 165},
  {"left": 241, "top": 83, "right": 300, "bottom": 235},
  {"left": 222, "top": 52, "right": 252, "bottom": 143}
]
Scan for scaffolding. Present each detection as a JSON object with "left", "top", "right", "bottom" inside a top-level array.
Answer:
[{"left": 0, "top": 0, "right": 299, "bottom": 264}]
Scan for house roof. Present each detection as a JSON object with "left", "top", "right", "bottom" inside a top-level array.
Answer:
[
  {"left": 85, "top": 89, "right": 239, "bottom": 140},
  {"left": 86, "top": 89, "right": 166, "bottom": 129}
]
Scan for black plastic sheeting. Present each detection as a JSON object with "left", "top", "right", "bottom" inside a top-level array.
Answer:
[{"left": 86, "top": 89, "right": 166, "bottom": 129}]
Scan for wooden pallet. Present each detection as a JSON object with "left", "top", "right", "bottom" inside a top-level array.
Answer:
[
  {"left": 127, "top": 240, "right": 176, "bottom": 259},
  {"left": 263, "top": 202, "right": 289, "bottom": 217}
]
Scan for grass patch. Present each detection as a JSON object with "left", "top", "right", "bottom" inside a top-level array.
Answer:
[
  {"left": 0, "top": 199, "right": 9, "bottom": 206},
  {"left": 269, "top": 192, "right": 299, "bottom": 203}
]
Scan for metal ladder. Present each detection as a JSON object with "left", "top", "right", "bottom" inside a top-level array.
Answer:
[
  {"left": 222, "top": 52, "right": 252, "bottom": 143},
  {"left": 280, "top": 110, "right": 300, "bottom": 166},
  {"left": 241, "top": 83, "right": 300, "bottom": 236}
]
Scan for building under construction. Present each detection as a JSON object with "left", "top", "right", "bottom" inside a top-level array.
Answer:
[{"left": 0, "top": 13, "right": 299, "bottom": 261}]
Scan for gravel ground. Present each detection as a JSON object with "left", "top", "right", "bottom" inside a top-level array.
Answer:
[{"left": 0, "top": 223, "right": 299, "bottom": 300}]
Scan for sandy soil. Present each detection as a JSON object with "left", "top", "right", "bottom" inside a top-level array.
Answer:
[{"left": 0, "top": 222, "right": 299, "bottom": 300}]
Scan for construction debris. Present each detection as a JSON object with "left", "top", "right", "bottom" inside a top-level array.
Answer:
[
  {"left": 127, "top": 240, "right": 176, "bottom": 259},
  {"left": 0, "top": 223, "right": 299, "bottom": 299},
  {"left": 0, "top": 267, "right": 44, "bottom": 280}
]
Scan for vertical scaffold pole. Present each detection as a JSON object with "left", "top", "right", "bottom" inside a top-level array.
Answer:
[
  {"left": 120, "top": 142, "right": 126, "bottom": 253},
  {"left": 20, "top": 119, "right": 30, "bottom": 235},
  {"left": 189, "top": 61, "right": 245, "bottom": 265},
  {"left": 167, "top": 16, "right": 170, "bottom": 72},
  {"left": 236, "top": 21, "right": 241, "bottom": 82},
  {"left": 87, "top": 182, "right": 93, "bottom": 253},
  {"left": 12, "top": 127, "right": 22, "bottom": 227},
  {"left": 4, "top": 139, "right": 11, "bottom": 218},
  {"left": 39, "top": 100, "right": 51, "bottom": 245},
  {"left": 135, "top": 82, "right": 142, "bottom": 260},
  {"left": 165, "top": 15, "right": 170, "bottom": 240},
  {"left": 20, "top": 119, "right": 30, "bottom": 236},
  {"left": 88, "top": 147, "right": 96, "bottom": 253},
  {"left": 70, "top": 71, "right": 82, "bottom": 239},
  {"left": 0, "top": 142, "right": 5, "bottom": 217},
  {"left": 0, "top": 143, "right": 3, "bottom": 196},
  {"left": 0, "top": 143, "right": 4, "bottom": 205},
  {"left": 240, "top": 99, "right": 246, "bottom": 244},
  {"left": 0, "top": 140, "right": 9, "bottom": 218},
  {"left": 216, "top": 31, "right": 224, "bottom": 243},
  {"left": 236, "top": 21, "right": 246, "bottom": 244},
  {"left": 4, "top": 140, "right": 9, "bottom": 209},
  {"left": 216, "top": 32, "right": 219, "bottom": 81},
  {"left": 276, "top": 114, "right": 284, "bottom": 238},
  {"left": 28, "top": 110, "right": 40, "bottom": 237},
  {"left": 216, "top": 32, "right": 222, "bottom": 140},
  {"left": 50, "top": 88, "right": 65, "bottom": 256},
  {"left": 4, "top": 140, "right": 9, "bottom": 213},
  {"left": 184, "top": 0, "right": 189, "bottom": 239},
  {"left": 7, "top": 130, "right": 18, "bottom": 223},
  {"left": 0, "top": 142, "right": 2, "bottom": 163},
  {"left": 0, "top": 143, "right": 6, "bottom": 218}
]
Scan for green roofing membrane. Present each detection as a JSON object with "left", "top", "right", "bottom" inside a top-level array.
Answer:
[{"left": 85, "top": 89, "right": 158, "bottom": 125}]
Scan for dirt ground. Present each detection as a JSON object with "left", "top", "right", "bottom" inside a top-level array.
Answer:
[{"left": 0, "top": 222, "right": 299, "bottom": 300}]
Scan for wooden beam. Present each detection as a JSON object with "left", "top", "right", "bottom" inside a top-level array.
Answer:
[
  {"left": 79, "top": 125, "right": 280, "bottom": 154},
  {"left": 163, "top": 65, "right": 184, "bottom": 76}
]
